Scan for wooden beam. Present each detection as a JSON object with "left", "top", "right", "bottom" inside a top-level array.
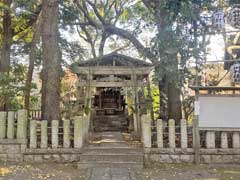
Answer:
[
  {"left": 189, "top": 86, "right": 240, "bottom": 91},
  {"left": 77, "top": 80, "right": 146, "bottom": 87},
  {"left": 72, "top": 66, "right": 152, "bottom": 75}
]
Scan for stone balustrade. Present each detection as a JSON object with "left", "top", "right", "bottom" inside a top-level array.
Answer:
[
  {"left": 141, "top": 115, "right": 240, "bottom": 150},
  {"left": 141, "top": 116, "right": 190, "bottom": 149},
  {"left": 0, "top": 110, "right": 28, "bottom": 140},
  {"left": 0, "top": 110, "right": 240, "bottom": 164},
  {"left": 0, "top": 110, "right": 90, "bottom": 150},
  {"left": 141, "top": 115, "right": 240, "bottom": 164}
]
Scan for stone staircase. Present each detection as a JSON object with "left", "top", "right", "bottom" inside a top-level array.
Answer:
[
  {"left": 78, "top": 132, "right": 143, "bottom": 169},
  {"left": 78, "top": 147, "right": 143, "bottom": 169},
  {"left": 93, "top": 115, "right": 128, "bottom": 132}
]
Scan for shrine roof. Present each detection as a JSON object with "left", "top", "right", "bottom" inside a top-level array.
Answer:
[{"left": 73, "top": 53, "right": 152, "bottom": 67}]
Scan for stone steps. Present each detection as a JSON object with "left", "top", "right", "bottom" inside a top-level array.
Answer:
[
  {"left": 78, "top": 161, "right": 143, "bottom": 169},
  {"left": 80, "top": 153, "right": 143, "bottom": 162},
  {"left": 93, "top": 115, "right": 129, "bottom": 132},
  {"left": 78, "top": 147, "right": 143, "bottom": 169},
  {"left": 83, "top": 147, "right": 142, "bottom": 153},
  {"left": 94, "top": 127, "right": 128, "bottom": 132}
]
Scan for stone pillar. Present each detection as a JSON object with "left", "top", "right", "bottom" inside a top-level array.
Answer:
[
  {"left": 99, "top": 92, "right": 102, "bottom": 109},
  {"left": 233, "top": 132, "right": 240, "bottom": 148},
  {"left": 51, "top": 120, "right": 59, "bottom": 148},
  {"left": 85, "top": 73, "right": 93, "bottom": 110},
  {"left": 86, "top": 114, "right": 91, "bottom": 139},
  {"left": 221, "top": 132, "right": 228, "bottom": 149},
  {"left": 30, "top": 120, "right": 37, "bottom": 148},
  {"left": 131, "top": 74, "right": 140, "bottom": 133},
  {"left": 7, "top": 111, "right": 15, "bottom": 139},
  {"left": 169, "top": 119, "right": 176, "bottom": 148},
  {"left": 133, "top": 113, "right": 138, "bottom": 132},
  {"left": 0, "top": 112, "right": 6, "bottom": 139},
  {"left": 41, "top": 120, "right": 48, "bottom": 148},
  {"left": 82, "top": 116, "right": 88, "bottom": 143},
  {"left": 141, "top": 114, "right": 151, "bottom": 148},
  {"left": 156, "top": 119, "right": 163, "bottom": 148},
  {"left": 17, "top": 109, "right": 28, "bottom": 139},
  {"left": 180, "top": 119, "right": 188, "bottom": 148},
  {"left": 63, "top": 120, "right": 70, "bottom": 148},
  {"left": 74, "top": 116, "right": 83, "bottom": 148},
  {"left": 206, "top": 131, "right": 215, "bottom": 149}
]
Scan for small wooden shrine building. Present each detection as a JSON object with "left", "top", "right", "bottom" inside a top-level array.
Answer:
[{"left": 71, "top": 53, "right": 152, "bottom": 134}]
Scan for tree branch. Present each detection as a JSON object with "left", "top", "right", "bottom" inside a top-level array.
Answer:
[
  {"left": 86, "top": 0, "right": 106, "bottom": 24},
  {"left": 104, "top": 24, "right": 157, "bottom": 64}
]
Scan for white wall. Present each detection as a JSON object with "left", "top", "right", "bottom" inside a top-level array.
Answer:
[{"left": 199, "top": 96, "right": 240, "bottom": 128}]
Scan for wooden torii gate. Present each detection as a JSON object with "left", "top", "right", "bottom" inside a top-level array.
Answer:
[{"left": 71, "top": 53, "right": 153, "bottom": 134}]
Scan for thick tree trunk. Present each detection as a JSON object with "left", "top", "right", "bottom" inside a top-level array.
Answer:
[
  {"left": 41, "top": 0, "right": 61, "bottom": 120},
  {"left": 0, "top": 0, "right": 12, "bottom": 73},
  {"left": 24, "top": 15, "right": 42, "bottom": 110},
  {"left": 103, "top": 2, "right": 182, "bottom": 120},
  {"left": 0, "top": 0, "right": 12, "bottom": 111},
  {"left": 152, "top": 1, "right": 182, "bottom": 121},
  {"left": 167, "top": 82, "right": 182, "bottom": 121},
  {"left": 159, "top": 76, "right": 168, "bottom": 120}
]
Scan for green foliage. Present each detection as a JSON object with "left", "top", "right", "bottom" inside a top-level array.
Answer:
[{"left": 0, "top": 64, "right": 27, "bottom": 110}]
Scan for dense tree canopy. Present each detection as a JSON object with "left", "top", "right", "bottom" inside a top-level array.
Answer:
[{"left": 0, "top": 0, "right": 239, "bottom": 121}]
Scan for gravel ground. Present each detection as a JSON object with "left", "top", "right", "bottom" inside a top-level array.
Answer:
[{"left": 0, "top": 162, "right": 240, "bottom": 180}]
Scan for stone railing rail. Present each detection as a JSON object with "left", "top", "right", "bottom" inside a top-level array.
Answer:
[
  {"left": 0, "top": 110, "right": 90, "bottom": 149},
  {"left": 141, "top": 114, "right": 240, "bottom": 164},
  {"left": 0, "top": 110, "right": 28, "bottom": 140},
  {"left": 1, "top": 110, "right": 240, "bottom": 164},
  {"left": 29, "top": 109, "right": 42, "bottom": 120},
  {"left": 141, "top": 114, "right": 240, "bottom": 150}
]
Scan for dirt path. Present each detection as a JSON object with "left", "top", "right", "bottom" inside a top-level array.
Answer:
[{"left": 1, "top": 162, "right": 240, "bottom": 180}]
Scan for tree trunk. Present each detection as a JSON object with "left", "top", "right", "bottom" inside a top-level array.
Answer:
[
  {"left": 103, "top": 3, "right": 182, "bottom": 121},
  {"left": 24, "top": 14, "right": 42, "bottom": 110},
  {"left": 152, "top": 2, "right": 182, "bottom": 121},
  {"left": 41, "top": 0, "right": 61, "bottom": 120},
  {"left": 159, "top": 76, "right": 168, "bottom": 120},
  {"left": 0, "top": 0, "right": 12, "bottom": 111},
  {"left": 99, "top": 32, "right": 108, "bottom": 56},
  {"left": 0, "top": 0, "right": 12, "bottom": 73},
  {"left": 167, "top": 82, "right": 182, "bottom": 121}
]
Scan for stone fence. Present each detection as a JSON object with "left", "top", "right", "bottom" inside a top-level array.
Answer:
[
  {"left": 141, "top": 114, "right": 240, "bottom": 164},
  {"left": 0, "top": 110, "right": 90, "bottom": 162},
  {"left": 1, "top": 110, "right": 240, "bottom": 164}
]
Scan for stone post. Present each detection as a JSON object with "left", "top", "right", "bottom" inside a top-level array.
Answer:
[
  {"left": 206, "top": 131, "right": 215, "bottom": 149},
  {"left": 51, "top": 120, "right": 59, "bottom": 148},
  {"left": 133, "top": 113, "right": 138, "bottom": 132},
  {"left": 169, "top": 119, "right": 176, "bottom": 148},
  {"left": 30, "top": 120, "right": 37, "bottom": 148},
  {"left": 17, "top": 109, "right": 28, "bottom": 140},
  {"left": 156, "top": 119, "right": 163, "bottom": 148},
  {"left": 41, "top": 120, "right": 48, "bottom": 148},
  {"left": 131, "top": 74, "right": 140, "bottom": 133},
  {"left": 74, "top": 116, "right": 83, "bottom": 148},
  {"left": 141, "top": 114, "right": 151, "bottom": 148},
  {"left": 180, "top": 119, "right": 188, "bottom": 148},
  {"left": 7, "top": 111, "right": 15, "bottom": 139},
  {"left": 233, "top": 132, "right": 240, "bottom": 149},
  {"left": 0, "top": 112, "right": 6, "bottom": 139},
  {"left": 221, "top": 132, "right": 228, "bottom": 149},
  {"left": 84, "top": 115, "right": 90, "bottom": 142},
  {"left": 63, "top": 120, "right": 70, "bottom": 148}
]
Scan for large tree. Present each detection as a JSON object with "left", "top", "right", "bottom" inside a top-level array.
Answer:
[
  {"left": 0, "top": 0, "right": 42, "bottom": 110},
  {"left": 41, "top": 0, "right": 61, "bottom": 120},
  {"left": 0, "top": 0, "right": 12, "bottom": 73},
  {"left": 70, "top": 0, "right": 213, "bottom": 121}
]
